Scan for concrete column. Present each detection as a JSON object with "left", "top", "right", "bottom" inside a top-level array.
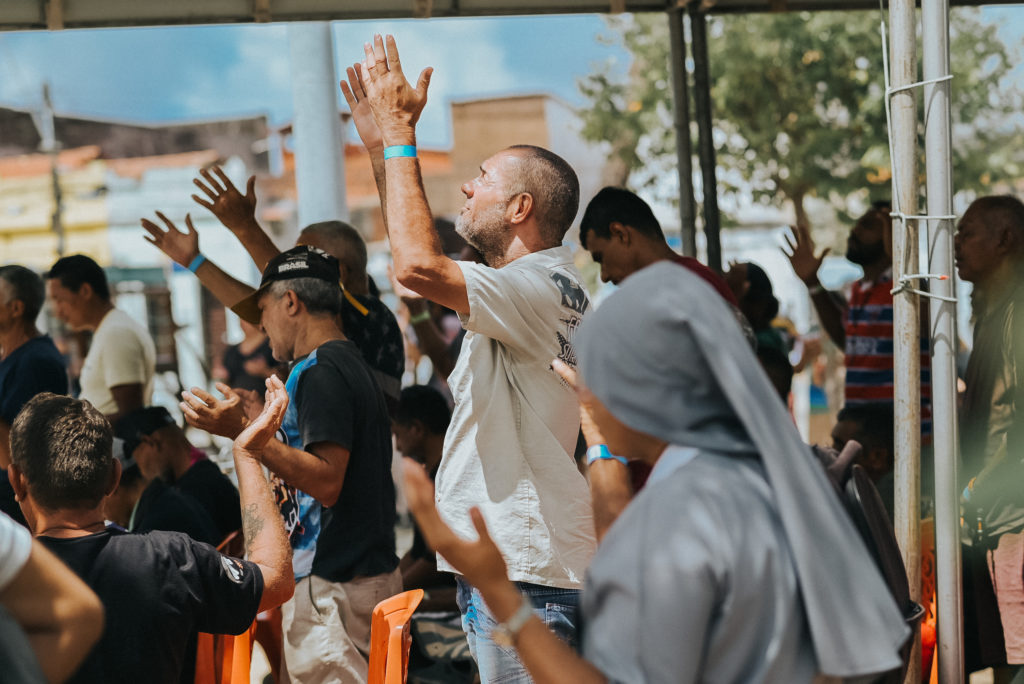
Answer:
[{"left": 288, "top": 22, "right": 348, "bottom": 235}]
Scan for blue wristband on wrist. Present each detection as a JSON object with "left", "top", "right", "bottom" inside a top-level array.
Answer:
[
  {"left": 187, "top": 254, "right": 207, "bottom": 274},
  {"left": 383, "top": 145, "right": 417, "bottom": 159},
  {"left": 586, "top": 444, "right": 628, "bottom": 467}
]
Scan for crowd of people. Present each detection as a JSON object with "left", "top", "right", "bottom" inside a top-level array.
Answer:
[{"left": 1, "top": 33, "right": 1022, "bottom": 684}]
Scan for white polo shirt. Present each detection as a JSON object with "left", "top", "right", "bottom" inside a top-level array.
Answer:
[{"left": 434, "top": 246, "right": 596, "bottom": 589}]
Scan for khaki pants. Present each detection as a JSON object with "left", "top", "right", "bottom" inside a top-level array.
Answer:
[{"left": 279, "top": 569, "right": 402, "bottom": 684}]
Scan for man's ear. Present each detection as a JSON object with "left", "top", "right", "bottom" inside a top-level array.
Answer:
[
  {"left": 7, "top": 463, "right": 27, "bottom": 502},
  {"left": 283, "top": 290, "right": 302, "bottom": 316},
  {"left": 7, "top": 298, "right": 24, "bottom": 319},
  {"left": 608, "top": 222, "right": 631, "bottom": 246},
  {"left": 507, "top": 192, "right": 535, "bottom": 226},
  {"left": 77, "top": 282, "right": 93, "bottom": 300},
  {"left": 104, "top": 459, "right": 122, "bottom": 497},
  {"left": 410, "top": 419, "right": 427, "bottom": 441}
]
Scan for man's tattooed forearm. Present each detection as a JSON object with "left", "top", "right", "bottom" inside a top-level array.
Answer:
[{"left": 242, "top": 502, "right": 265, "bottom": 556}]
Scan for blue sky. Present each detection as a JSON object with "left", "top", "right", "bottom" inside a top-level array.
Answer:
[
  {"left": 0, "top": 8, "right": 1019, "bottom": 149},
  {"left": 0, "top": 15, "right": 629, "bottom": 148}
]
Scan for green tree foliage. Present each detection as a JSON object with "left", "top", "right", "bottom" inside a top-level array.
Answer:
[{"left": 578, "top": 9, "right": 1022, "bottom": 227}]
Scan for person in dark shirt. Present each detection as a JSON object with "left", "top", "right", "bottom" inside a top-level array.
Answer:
[
  {"left": 392, "top": 385, "right": 457, "bottom": 612},
  {"left": 115, "top": 406, "right": 241, "bottom": 542},
  {"left": 182, "top": 246, "right": 399, "bottom": 683},
  {"left": 8, "top": 388, "right": 294, "bottom": 684},
  {"left": 0, "top": 265, "right": 69, "bottom": 526}
]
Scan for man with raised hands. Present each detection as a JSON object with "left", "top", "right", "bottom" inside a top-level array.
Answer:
[{"left": 346, "top": 34, "right": 595, "bottom": 681}]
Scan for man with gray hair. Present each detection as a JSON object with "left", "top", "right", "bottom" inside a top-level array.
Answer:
[
  {"left": 181, "top": 245, "right": 400, "bottom": 683},
  {"left": 346, "top": 35, "right": 595, "bottom": 681},
  {"left": 0, "top": 265, "right": 68, "bottom": 523}
]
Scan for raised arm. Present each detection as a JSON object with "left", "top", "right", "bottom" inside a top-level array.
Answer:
[
  {"left": 552, "top": 360, "right": 633, "bottom": 543},
  {"left": 356, "top": 34, "right": 469, "bottom": 314},
  {"left": 403, "top": 461, "right": 607, "bottom": 684},
  {"left": 341, "top": 64, "right": 388, "bottom": 227},
  {"left": 230, "top": 376, "right": 294, "bottom": 612},
  {"left": 141, "top": 212, "right": 257, "bottom": 308},
  {"left": 782, "top": 225, "right": 847, "bottom": 347},
  {"left": 192, "top": 166, "right": 281, "bottom": 271}
]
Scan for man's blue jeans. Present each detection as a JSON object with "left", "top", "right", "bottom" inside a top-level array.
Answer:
[{"left": 455, "top": 577, "right": 580, "bottom": 683}]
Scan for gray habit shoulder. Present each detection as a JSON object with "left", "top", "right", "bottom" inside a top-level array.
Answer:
[{"left": 582, "top": 448, "right": 819, "bottom": 684}]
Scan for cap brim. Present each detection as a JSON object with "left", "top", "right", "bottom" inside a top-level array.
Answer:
[{"left": 231, "top": 288, "right": 266, "bottom": 325}]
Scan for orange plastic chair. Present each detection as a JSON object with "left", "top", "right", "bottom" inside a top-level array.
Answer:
[
  {"left": 367, "top": 589, "right": 424, "bottom": 684},
  {"left": 195, "top": 530, "right": 259, "bottom": 684}
]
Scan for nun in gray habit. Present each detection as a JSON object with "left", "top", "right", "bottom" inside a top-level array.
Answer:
[
  {"left": 402, "top": 260, "right": 909, "bottom": 684},
  {"left": 576, "top": 262, "right": 908, "bottom": 682}
]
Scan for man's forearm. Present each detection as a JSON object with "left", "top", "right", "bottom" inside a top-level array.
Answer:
[
  {"left": 233, "top": 450, "right": 293, "bottom": 611},
  {"left": 588, "top": 461, "right": 634, "bottom": 543},
  {"left": 410, "top": 316, "right": 456, "bottom": 380},
  {"left": 368, "top": 148, "right": 389, "bottom": 231},
  {"left": 806, "top": 282, "right": 847, "bottom": 348},
  {"left": 228, "top": 219, "right": 282, "bottom": 273},
  {"left": 194, "top": 259, "right": 257, "bottom": 309},
  {"left": 257, "top": 438, "right": 346, "bottom": 507}
]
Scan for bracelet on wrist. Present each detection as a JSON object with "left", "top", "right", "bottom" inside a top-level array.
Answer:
[
  {"left": 383, "top": 145, "right": 417, "bottom": 160},
  {"left": 586, "top": 444, "right": 628, "bottom": 467},
  {"left": 187, "top": 254, "right": 207, "bottom": 274}
]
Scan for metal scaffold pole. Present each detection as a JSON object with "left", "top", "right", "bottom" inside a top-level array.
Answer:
[
  {"left": 688, "top": 2, "right": 721, "bottom": 272},
  {"left": 922, "top": 0, "right": 964, "bottom": 679},
  {"left": 887, "top": 0, "right": 923, "bottom": 680},
  {"left": 668, "top": 6, "right": 697, "bottom": 258}
]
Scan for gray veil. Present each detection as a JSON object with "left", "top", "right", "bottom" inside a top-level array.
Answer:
[{"left": 576, "top": 261, "right": 908, "bottom": 678}]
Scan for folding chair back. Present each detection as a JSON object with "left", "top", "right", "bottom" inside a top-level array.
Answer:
[{"left": 368, "top": 589, "right": 424, "bottom": 684}]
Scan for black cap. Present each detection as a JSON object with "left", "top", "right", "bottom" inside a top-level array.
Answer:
[
  {"left": 232, "top": 245, "right": 341, "bottom": 324},
  {"left": 114, "top": 406, "right": 176, "bottom": 466}
]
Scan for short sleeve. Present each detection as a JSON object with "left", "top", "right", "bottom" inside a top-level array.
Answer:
[
  {"left": 0, "top": 512, "right": 32, "bottom": 590},
  {"left": 166, "top": 535, "right": 264, "bottom": 635},
  {"left": 99, "top": 327, "right": 150, "bottom": 389},
  {"left": 296, "top": 362, "right": 355, "bottom": 451},
  {"left": 457, "top": 260, "right": 565, "bottom": 353}
]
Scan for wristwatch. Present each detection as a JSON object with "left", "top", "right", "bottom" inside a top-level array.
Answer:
[{"left": 492, "top": 595, "right": 535, "bottom": 647}]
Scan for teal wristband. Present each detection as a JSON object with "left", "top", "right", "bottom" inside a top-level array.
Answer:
[
  {"left": 586, "top": 444, "right": 628, "bottom": 467},
  {"left": 383, "top": 145, "right": 417, "bottom": 160},
  {"left": 187, "top": 254, "right": 207, "bottom": 273}
]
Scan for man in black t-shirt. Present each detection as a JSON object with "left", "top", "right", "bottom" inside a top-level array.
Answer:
[
  {"left": 183, "top": 246, "right": 400, "bottom": 684},
  {"left": 115, "top": 406, "right": 241, "bottom": 541},
  {"left": 8, "top": 389, "right": 294, "bottom": 684},
  {"left": 0, "top": 265, "right": 69, "bottom": 526}
]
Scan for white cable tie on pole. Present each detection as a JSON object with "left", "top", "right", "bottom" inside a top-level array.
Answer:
[
  {"left": 891, "top": 212, "right": 958, "bottom": 221},
  {"left": 887, "top": 74, "right": 954, "bottom": 95}
]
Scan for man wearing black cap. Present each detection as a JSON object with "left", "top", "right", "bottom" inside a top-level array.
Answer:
[
  {"left": 115, "top": 406, "right": 241, "bottom": 542},
  {"left": 181, "top": 246, "right": 399, "bottom": 684}
]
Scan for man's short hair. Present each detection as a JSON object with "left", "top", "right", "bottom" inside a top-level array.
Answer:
[
  {"left": 10, "top": 393, "right": 114, "bottom": 510},
  {"left": 580, "top": 187, "right": 666, "bottom": 249},
  {"left": 969, "top": 195, "right": 1024, "bottom": 250},
  {"left": 506, "top": 145, "right": 580, "bottom": 245},
  {"left": 394, "top": 385, "right": 451, "bottom": 435},
  {"left": 266, "top": 277, "right": 343, "bottom": 318},
  {"left": 0, "top": 265, "right": 45, "bottom": 323},
  {"left": 300, "top": 221, "right": 368, "bottom": 279},
  {"left": 46, "top": 254, "right": 111, "bottom": 301}
]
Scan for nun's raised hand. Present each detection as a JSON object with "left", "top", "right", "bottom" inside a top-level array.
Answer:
[
  {"left": 402, "top": 459, "right": 509, "bottom": 593},
  {"left": 552, "top": 359, "right": 607, "bottom": 449}
]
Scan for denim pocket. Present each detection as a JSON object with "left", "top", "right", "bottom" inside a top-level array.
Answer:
[{"left": 543, "top": 602, "right": 579, "bottom": 651}]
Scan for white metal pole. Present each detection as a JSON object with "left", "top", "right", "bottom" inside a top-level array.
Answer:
[
  {"left": 922, "top": 0, "right": 963, "bottom": 680},
  {"left": 668, "top": 7, "right": 697, "bottom": 258},
  {"left": 288, "top": 22, "right": 348, "bottom": 236},
  {"left": 889, "top": 1, "right": 922, "bottom": 682}
]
